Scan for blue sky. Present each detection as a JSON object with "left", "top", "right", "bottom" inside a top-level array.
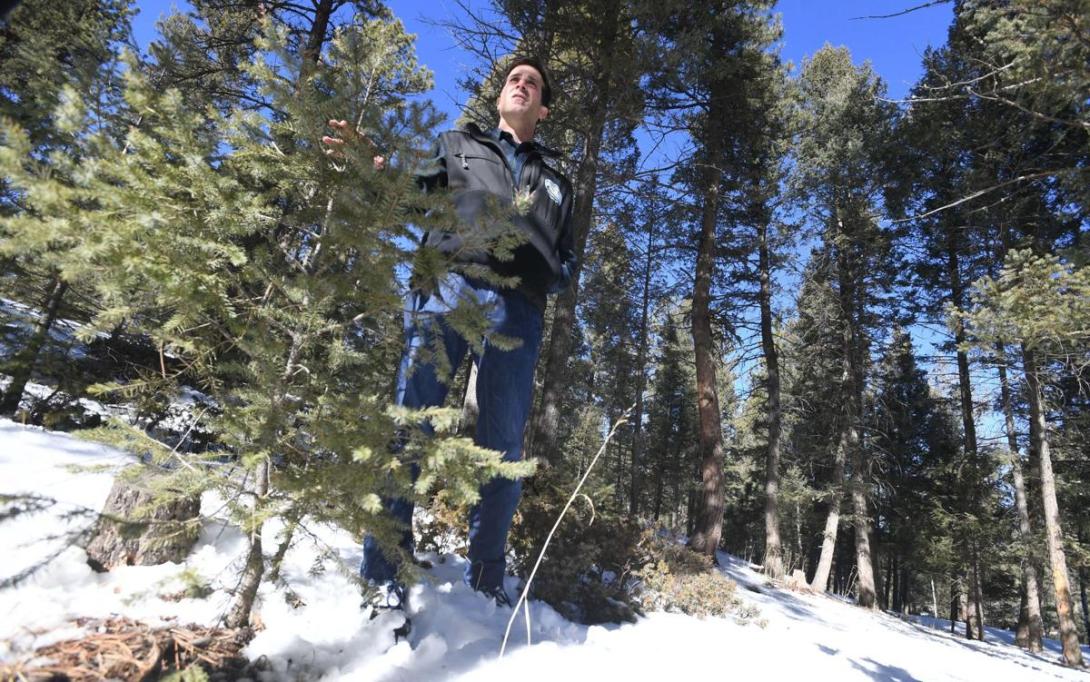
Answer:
[{"left": 131, "top": 0, "right": 954, "bottom": 123}]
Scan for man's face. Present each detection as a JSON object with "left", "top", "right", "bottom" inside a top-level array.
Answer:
[{"left": 496, "top": 64, "right": 549, "bottom": 126}]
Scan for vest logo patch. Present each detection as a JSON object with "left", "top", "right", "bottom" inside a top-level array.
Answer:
[{"left": 544, "top": 178, "right": 562, "bottom": 205}]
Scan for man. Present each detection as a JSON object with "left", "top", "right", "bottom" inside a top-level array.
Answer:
[{"left": 327, "top": 56, "right": 574, "bottom": 628}]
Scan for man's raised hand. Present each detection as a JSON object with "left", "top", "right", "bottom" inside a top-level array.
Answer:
[{"left": 321, "top": 119, "right": 385, "bottom": 170}]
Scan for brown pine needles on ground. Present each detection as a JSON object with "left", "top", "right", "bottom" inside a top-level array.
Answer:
[{"left": 0, "top": 616, "right": 253, "bottom": 681}]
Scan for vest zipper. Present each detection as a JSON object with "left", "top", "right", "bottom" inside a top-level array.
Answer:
[{"left": 462, "top": 132, "right": 526, "bottom": 200}]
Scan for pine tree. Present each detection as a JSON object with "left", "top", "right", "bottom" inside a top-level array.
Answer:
[
  {"left": 1, "top": 12, "right": 532, "bottom": 628},
  {"left": 869, "top": 327, "right": 961, "bottom": 614},
  {"left": 640, "top": 0, "right": 780, "bottom": 560},
  {"left": 784, "top": 249, "right": 846, "bottom": 592},
  {"left": 995, "top": 341, "right": 1044, "bottom": 651},
  {"left": 962, "top": 250, "right": 1089, "bottom": 666},
  {"left": 644, "top": 307, "right": 700, "bottom": 523},
  {"left": 894, "top": 0, "right": 1088, "bottom": 656},
  {"left": 791, "top": 45, "right": 899, "bottom": 608},
  {"left": 0, "top": 0, "right": 134, "bottom": 415}
]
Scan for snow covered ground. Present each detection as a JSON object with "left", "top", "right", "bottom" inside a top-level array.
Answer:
[{"left": 1, "top": 417, "right": 1088, "bottom": 681}]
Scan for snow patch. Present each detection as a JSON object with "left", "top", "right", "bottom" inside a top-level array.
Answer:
[{"left": 1, "top": 418, "right": 1088, "bottom": 681}]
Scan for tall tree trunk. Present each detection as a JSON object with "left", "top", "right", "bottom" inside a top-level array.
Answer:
[
  {"left": 530, "top": 3, "right": 619, "bottom": 468},
  {"left": 1080, "top": 565, "right": 1089, "bottom": 646},
  {"left": 837, "top": 204, "right": 876, "bottom": 609},
  {"left": 0, "top": 276, "right": 68, "bottom": 415},
  {"left": 998, "top": 345, "right": 1044, "bottom": 652},
  {"left": 900, "top": 562, "right": 911, "bottom": 614},
  {"left": 960, "top": 571, "right": 973, "bottom": 638},
  {"left": 968, "top": 550, "right": 985, "bottom": 640},
  {"left": 872, "top": 525, "right": 884, "bottom": 608},
  {"left": 847, "top": 417, "right": 877, "bottom": 609},
  {"left": 688, "top": 141, "right": 726, "bottom": 560},
  {"left": 1022, "top": 346, "right": 1085, "bottom": 667},
  {"left": 758, "top": 218, "right": 785, "bottom": 580},
  {"left": 1016, "top": 587, "right": 1031, "bottom": 647},
  {"left": 931, "top": 577, "right": 939, "bottom": 621},
  {"left": 884, "top": 554, "right": 895, "bottom": 610},
  {"left": 950, "top": 578, "right": 961, "bottom": 635},
  {"left": 810, "top": 428, "right": 847, "bottom": 592},
  {"left": 628, "top": 205, "right": 656, "bottom": 516},
  {"left": 686, "top": 451, "right": 699, "bottom": 538},
  {"left": 947, "top": 230, "right": 985, "bottom": 640}
]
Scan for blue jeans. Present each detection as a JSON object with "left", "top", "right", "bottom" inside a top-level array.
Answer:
[{"left": 361, "top": 273, "right": 544, "bottom": 592}]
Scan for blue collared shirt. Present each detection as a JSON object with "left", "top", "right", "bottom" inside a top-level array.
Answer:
[{"left": 490, "top": 128, "right": 535, "bottom": 187}]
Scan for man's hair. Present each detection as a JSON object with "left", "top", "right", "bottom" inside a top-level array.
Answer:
[{"left": 503, "top": 56, "right": 552, "bottom": 108}]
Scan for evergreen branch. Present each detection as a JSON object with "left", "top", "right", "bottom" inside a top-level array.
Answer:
[{"left": 963, "top": 85, "right": 1090, "bottom": 132}]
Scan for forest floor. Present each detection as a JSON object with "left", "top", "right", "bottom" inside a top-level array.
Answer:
[{"left": 1, "top": 416, "right": 1088, "bottom": 681}]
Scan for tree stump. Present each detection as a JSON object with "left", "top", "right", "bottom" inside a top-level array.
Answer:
[
  {"left": 786, "top": 569, "right": 813, "bottom": 593},
  {"left": 84, "top": 467, "right": 201, "bottom": 571}
]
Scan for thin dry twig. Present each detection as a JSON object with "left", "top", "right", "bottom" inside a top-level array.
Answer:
[
  {"left": 499, "top": 407, "right": 634, "bottom": 658},
  {"left": 850, "top": 1, "right": 951, "bottom": 20}
]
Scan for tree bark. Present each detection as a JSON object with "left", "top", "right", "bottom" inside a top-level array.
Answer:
[
  {"left": 998, "top": 346, "right": 1044, "bottom": 652},
  {"left": 847, "top": 417, "right": 877, "bottom": 609},
  {"left": 931, "top": 577, "right": 938, "bottom": 620},
  {"left": 968, "top": 550, "right": 985, "bottom": 640},
  {"left": 946, "top": 230, "right": 985, "bottom": 640},
  {"left": 960, "top": 571, "right": 973, "bottom": 638},
  {"left": 836, "top": 203, "right": 876, "bottom": 609},
  {"left": 758, "top": 218, "right": 784, "bottom": 580},
  {"left": 1080, "top": 565, "right": 1089, "bottom": 648},
  {"left": 1022, "top": 346, "right": 1085, "bottom": 667},
  {"left": 1080, "top": 524, "right": 1090, "bottom": 650},
  {"left": 687, "top": 146, "right": 726, "bottom": 560},
  {"left": 0, "top": 276, "right": 68, "bottom": 415},
  {"left": 810, "top": 428, "right": 847, "bottom": 592},
  {"left": 950, "top": 578, "right": 960, "bottom": 635},
  {"left": 900, "top": 562, "right": 911, "bottom": 614},
  {"left": 301, "top": 0, "right": 333, "bottom": 67},
  {"left": 1016, "top": 587, "right": 1031, "bottom": 647},
  {"left": 885, "top": 553, "right": 893, "bottom": 605}
]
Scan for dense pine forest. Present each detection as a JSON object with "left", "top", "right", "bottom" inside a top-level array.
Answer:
[{"left": 1, "top": 0, "right": 1087, "bottom": 671}]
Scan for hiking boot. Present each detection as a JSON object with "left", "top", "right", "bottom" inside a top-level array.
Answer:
[
  {"left": 364, "top": 581, "right": 412, "bottom": 641},
  {"left": 476, "top": 584, "right": 514, "bottom": 608}
]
